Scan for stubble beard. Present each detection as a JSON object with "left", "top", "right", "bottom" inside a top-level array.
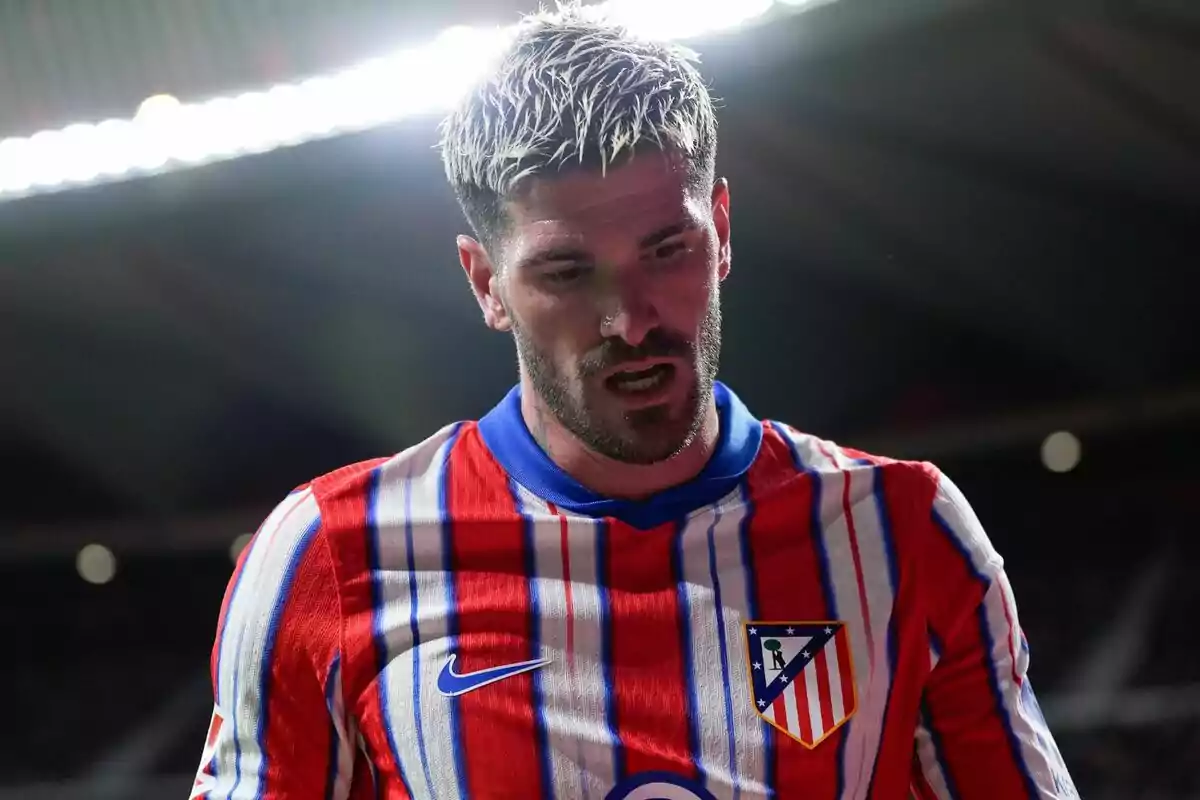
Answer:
[{"left": 514, "top": 294, "right": 722, "bottom": 466}]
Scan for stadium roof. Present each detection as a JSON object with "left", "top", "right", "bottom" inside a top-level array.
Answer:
[{"left": 1, "top": 0, "right": 1197, "bottom": 548}]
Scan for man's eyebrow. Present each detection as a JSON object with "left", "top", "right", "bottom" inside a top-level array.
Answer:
[{"left": 514, "top": 222, "right": 696, "bottom": 271}]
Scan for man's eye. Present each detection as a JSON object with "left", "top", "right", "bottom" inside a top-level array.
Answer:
[
  {"left": 653, "top": 242, "right": 689, "bottom": 261},
  {"left": 544, "top": 265, "right": 590, "bottom": 284}
]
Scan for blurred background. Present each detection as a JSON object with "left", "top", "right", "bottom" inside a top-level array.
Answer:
[{"left": 1, "top": 0, "right": 1197, "bottom": 797}]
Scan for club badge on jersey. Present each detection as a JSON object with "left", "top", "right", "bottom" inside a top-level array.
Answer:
[{"left": 745, "top": 621, "right": 858, "bottom": 749}]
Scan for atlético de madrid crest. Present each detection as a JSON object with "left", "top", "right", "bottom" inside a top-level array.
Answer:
[{"left": 744, "top": 621, "right": 857, "bottom": 748}]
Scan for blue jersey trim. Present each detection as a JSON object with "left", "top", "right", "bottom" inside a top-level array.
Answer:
[{"left": 477, "top": 381, "right": 763, "bottom": 529}]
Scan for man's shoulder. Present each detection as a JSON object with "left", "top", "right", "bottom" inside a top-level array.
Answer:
[
  {"left": 763, "top": 418, "right": 940, "bottom": 488},
  {"left": 300, "top": 422, "right": 472, "bottom": 510}
]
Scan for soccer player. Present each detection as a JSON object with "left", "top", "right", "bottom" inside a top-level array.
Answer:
[{"left": 193, "top": 7, "right": 1078, "bottom": 799}]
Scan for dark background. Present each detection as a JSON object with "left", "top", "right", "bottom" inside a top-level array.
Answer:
[{"left": 1, "top": 1, "right": 1197, "bottom": 797}]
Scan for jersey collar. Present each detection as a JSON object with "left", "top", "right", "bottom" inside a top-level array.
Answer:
[{"left": 478, "top": 381, "right": 763, "bottom": 530}]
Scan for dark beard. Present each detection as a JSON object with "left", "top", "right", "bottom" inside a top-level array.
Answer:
[{"left": 514, "top": 294, "right": 722, "bottom": 465}]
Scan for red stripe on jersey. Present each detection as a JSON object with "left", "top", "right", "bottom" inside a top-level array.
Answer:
[
  {"left": 794, "top": 682, "right": 814, "bottom": 744},
  {"left": 259, "top": 525, "right": 342, "bottom": 796},
  {"left": 918, "top": 465, "right": 1031, "bottom": 798},
  {"left": 770, "top": 696, "right": 787, "bottom": 732},
  {"left": 349, "top": 750, "right": 379, "bottom": 800},
  {"left": 815, "top": 647, "right": 835, "bottom": 732},
  {"left": 744, "top": 426, "right": 839, "bottom": 796},
  {"left": 604, "top": 519, "right": 695, "bottom": 779},
  {"left": 445, "top": 426, "right": 546, "bottom": 798},
  {"left": 314, "top": 458, "right": 409, "bottom": 799},
  {"left": 863, "top": 463, "right": 929, "bottom": 798}
]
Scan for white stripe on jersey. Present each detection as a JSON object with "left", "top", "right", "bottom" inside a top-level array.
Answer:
[
  {"left": 677, "top": 495, "right": 767, "bottom": 800},
  {"left": 800, "top": 655, "right": 824, "bottom": 739},
  {"left": 517, "top": 487, "right": 619, "bottom": 799},
  {"left": 370, "top": 425, "right": 462, "bottom": 800},
  {"left": 783, "top": 682, "right": 803, "bottom": 737},
  {"left": 210, "top": 488, "right": 321, "bottom": 800},
  {"left": 703, "top": 496, "right": 771, "bottom": 800},
  {"left": 778, "top": 428, "right": 896, "bottom": 800},
  {"left": 933, "top": 471, "right": 1078, "bottom": 796}
]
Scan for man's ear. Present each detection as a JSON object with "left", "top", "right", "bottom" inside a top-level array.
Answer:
[
  {"left": 457, "top": 235, "right": 512, "bottom": 332},
  {"left": 712, "top": 178, "right": 731, "bottom": 281}
]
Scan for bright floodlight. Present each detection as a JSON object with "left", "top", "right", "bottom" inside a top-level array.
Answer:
[
  {"left": 136, "top": 93, "right": 182, "bottom": 121},
  {"left": 777, "top": 0, "right": 837, "bottom": 7},
  {"left": 77, "top": 543, "right": 118, "bottom": 585},
  {"left": 0, "top": 0, "right": 829, "bottom": 203},
  {"left": 607, "top": 0, "right": 774, "bottom": 41},
  {"left": 1041, "top": 431, "right": 1082, "bottom": 474}
]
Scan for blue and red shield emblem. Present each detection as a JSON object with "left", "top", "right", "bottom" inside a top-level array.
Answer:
[{"left": 744, "top": 621, "right": 858, "bottom": 748}]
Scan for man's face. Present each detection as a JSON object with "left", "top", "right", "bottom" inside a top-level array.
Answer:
[{"left": 467, "top": 152, "right": 732, "bottom": 465}]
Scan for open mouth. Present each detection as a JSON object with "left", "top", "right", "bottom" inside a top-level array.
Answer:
[{"left": 604, "top": 363, "right": 676, "bottom": 395}]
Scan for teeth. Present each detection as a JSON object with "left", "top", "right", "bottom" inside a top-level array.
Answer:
[
  {"left": 611, "top": 365, "right": 668, "bottom": 392},
  {"left": 617, "top": 375, "right": 660, "bottom": 391}
]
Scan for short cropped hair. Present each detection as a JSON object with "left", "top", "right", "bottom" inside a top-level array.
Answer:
[{"left": 437, "top": 4, "right": 719, "bottom": 253}]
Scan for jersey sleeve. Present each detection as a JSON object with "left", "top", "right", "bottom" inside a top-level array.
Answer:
[
  {"left": 910, "top": 467, "right": 1078, "bottom": 799},
  {"left": 192, "top": 487, "right": 358, "bottom": 799}
]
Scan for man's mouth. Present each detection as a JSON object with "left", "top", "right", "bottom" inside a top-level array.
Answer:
[{"left": 605, "top": 363, "right": 676, "bottom": 395}]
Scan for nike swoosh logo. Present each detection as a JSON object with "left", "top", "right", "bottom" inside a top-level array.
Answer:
[{"left": 436, "top": 653, "right": 550, "bottom": 697}]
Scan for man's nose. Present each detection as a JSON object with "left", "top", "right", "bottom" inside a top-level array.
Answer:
[{"left": 598, "top": 279, "right": 660, "bottom": 346}]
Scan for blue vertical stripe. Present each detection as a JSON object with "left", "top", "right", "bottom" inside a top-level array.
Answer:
[
  {"left": 775, "top": 424, "right": 807, "bottom": 472},
  {"left": 862, "top": 464, "right": 901, "bottom": 795},
  {"left": 251, "top": 516, "right": 322, "bottom": 800},
  {"left": 438, "top": 425, "right": 471, "bottom": 800},
  {"left": 368, "top": 467, "right": 417, "bottom": 798},
  {"left": 977, "top": 607, "right": 1041, "bottom": 798},
  {"left": 512, "top": 480, "right": 556, "bottom": 800},
  {"left": 672, "top": 518, "right": 704, "bottom": 783},
  {"left": 596, "top": 519, "right": 625, "bottom": 781},
  {"left": 323, "top": 656, "right": 342, "bottom": 800},
  {"left": 736, "top": 482, "right": 774, "bottom": 799},
  {"left": 704, "top": 508, "right": 740, "bottom": 800}
]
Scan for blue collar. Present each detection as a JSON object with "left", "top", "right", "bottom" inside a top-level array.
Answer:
[{"left": 477, "top": 381, "right": 763, "bottom": 530}]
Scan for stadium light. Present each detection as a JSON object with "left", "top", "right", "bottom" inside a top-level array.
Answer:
[
  {"left": 0, "top": 0, "right": 824, "bottom": 203},
  {"left": 76, "top": 543, "right": 118, "bottom": 585},
  {"left": 1041, "top": 431, "right": 1082, "bottom": 473}
]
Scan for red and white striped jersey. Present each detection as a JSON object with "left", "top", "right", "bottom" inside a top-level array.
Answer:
[{"left": 194, "top": 383, "right": 1077, "bottom": 800}]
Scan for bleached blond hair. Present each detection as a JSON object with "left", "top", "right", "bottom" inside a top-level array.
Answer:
[{"left": 437, "top": 4, "right": 718, "bottom": 251}]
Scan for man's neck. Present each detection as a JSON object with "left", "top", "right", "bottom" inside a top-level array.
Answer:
[{"left": 520, "top": 384, "right": 721, "bottom": 501}]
